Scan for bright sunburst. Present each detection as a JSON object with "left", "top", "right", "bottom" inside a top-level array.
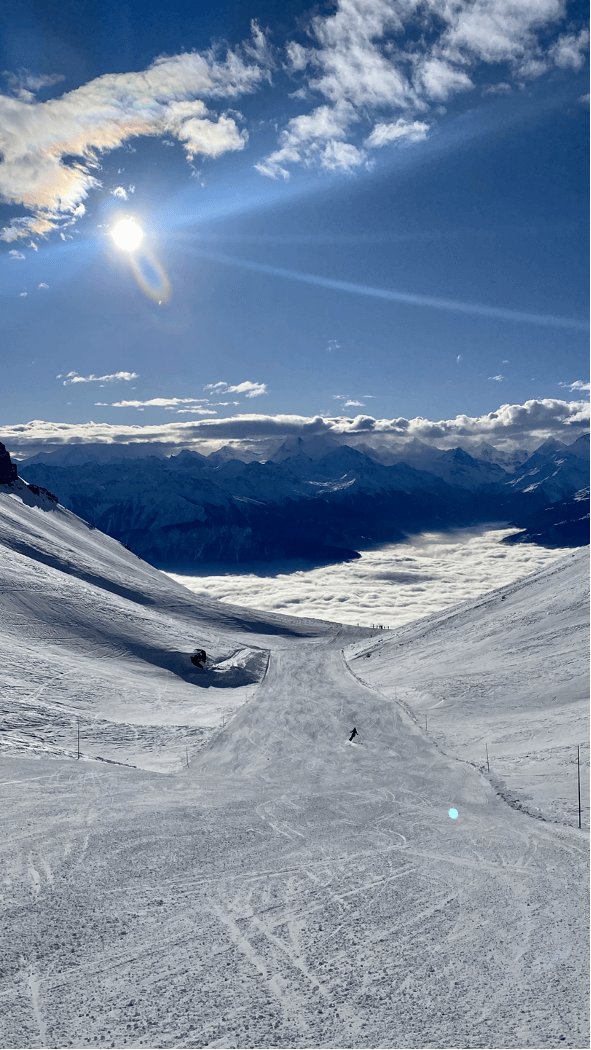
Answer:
[{"left": 111, "top": 218, "right": 143, "bottom": 252}]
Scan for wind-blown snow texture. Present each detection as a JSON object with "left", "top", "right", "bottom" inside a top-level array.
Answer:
[
  {"left": 18, "top": 433, "right": 590, "bottom": 565},
  {"left": 0, "top": 479, "right": 589, "bottom": 1050}
]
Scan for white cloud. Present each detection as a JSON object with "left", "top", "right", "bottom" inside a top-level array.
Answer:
[
  {"left": 414, "top": 58, "right": 473, "bottom": 101},
  {"left": 8, "top": 248, "right": 25, "bottom": 259},
  {"left": 285, "top": 41, "right": 310, "bottom": 73},
  {"left": 168, "top": 528, "right": 570, "bottom": 629},
  {"left": 334, "top": 393, "right": 366, "bottom": 408},
  {"left": 321, "top": 139, "right": 366, "bottom": 171},
  {"left": 59, "top": 370, "right": 139, "bottom": 385},
  {"left": 456, "top": 354, "right": 462, "bottom": 364},
  {"left": 488, "top": 374, "right": 504, "bottom": 382},
  {"left": 175, "top": 408, "right": 218, "bottom": 415},
  {"left": 482, "top": 81, "right": 512, "bottom": 96},
  {"left": 364, "top": 118, "right": 429, "bottom": 148},
  {"left": 255, "top": 103, "right": 357, "bottom": 179},
  {"left": 1, "top": 399, "right": 587, "bottom": 457},
  {"left": 549, "top": 28, "right": 589, "bottom": 70},
  {"left": 204, "top": 380, "right": 267, "bottom": 398},
  {"left": 19, "top": 291, "right": 27, "bottom": 297},
  {"left": 111, "top": 397, "right": 210, "bottom": 409},
  {"left": 0, "top": 23, "right": 271, "bottom": 237},
  {"left": 38, "top": 282, "right": 48, "bottom": 288},
  {"left": 435, "top": 0, "right": 565, "bottom": 68},
  {"left": 559, "top": 380, "right": 590, "bottom": 394},
  {"left": 111, "top": 186, "right": 128, "bottom": 200},
  {"left": 3, "top": 69, "right": 65, "bottom": 102},
  {"left": 258, "top": 0, "right": 585, "bottom": 179},
  {"left": 0, "top": 215, "right": 57, "bottom": 242}
]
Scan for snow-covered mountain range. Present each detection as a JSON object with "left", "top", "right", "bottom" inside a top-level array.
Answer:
[
  {"left": 0, "top": 457, "right": 588, "bottom": 1049},
  {"left": 15, "top": 432, "right": 590, "bottom": 565}
]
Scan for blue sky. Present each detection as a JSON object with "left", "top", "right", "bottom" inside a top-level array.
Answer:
[{"left": 0, "top": 0, "right": 589, "bottom": 452}]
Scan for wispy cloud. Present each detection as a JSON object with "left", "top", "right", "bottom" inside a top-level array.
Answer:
[
  {"left": 364, "top": 119, "right": 430, "bottom": 149},
  {"left": 204, "top": 380, "right": 267, "bottom": 398},
  {"left": 112, "top": 397, "right": 214, "bottom": 413},
  {"left": 8, "top": 249, "right": 25, "bottom": 259},
  {"left": 559, "top": 380, "right": 590, "bottom": 394},
  {"left": 2, "top": 68, "right": 65, "bottom": 102},
  {"left": 175, "top": 408, "right": 218, "bottom": 415},
  {"left": 0, "top": 23, "right": 271, "bottom": 238},
  {"left": 58, "top": 370, "right": 139, "bottom": 385},
  {"left": 38, "top": 282, "right": 48, "bottom": 289},
  {"left": 333, "top": 394, "right": 366, "bottom": 408},
  {"left": 0, "top": 216, "right": 56, "bottom": 243},
  {"left": 488, "top": 374, "right": 504, "bottom": 382},
  {"left": 258, "top": 0, "right": 588, "bottom": 178},
  {"left": 0, "top": 4, "right": 586, "bottom": 238}
]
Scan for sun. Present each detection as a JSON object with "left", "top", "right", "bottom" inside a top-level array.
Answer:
[{"left": 111, "top": 218, "right": 143, "bottom": 252}]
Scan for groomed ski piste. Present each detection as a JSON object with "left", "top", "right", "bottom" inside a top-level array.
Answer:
[{"left": 0, "top": 478, "right": 589, "bottom": 1050}]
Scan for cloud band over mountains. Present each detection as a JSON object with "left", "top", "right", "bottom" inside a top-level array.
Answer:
[{"left": 2, "top": 398, "right": 588, "bottom": 456}]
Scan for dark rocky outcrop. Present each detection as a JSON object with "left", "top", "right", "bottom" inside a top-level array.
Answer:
[{"left": 0, "top": 442, "right": 18, "bottom": 484}]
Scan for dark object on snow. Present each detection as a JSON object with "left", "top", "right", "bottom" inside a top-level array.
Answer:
[
  {"left": 349, "top": 727, "right": 358, "bottom": 742},
  {"left": 191, "top": 649, "right": 207, "bottom": 668},
  {"left": 0, "top": 442, "right": 17, "bottom": 484}
]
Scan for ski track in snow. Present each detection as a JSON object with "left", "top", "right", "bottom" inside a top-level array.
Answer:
[{"left": 0, "top": 485, "right": 588, "bottom": 1049}]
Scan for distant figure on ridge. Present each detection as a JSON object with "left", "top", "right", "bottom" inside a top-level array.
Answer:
[
  {"left": 349, "top": 727, "right": 358, "bottom": 742},
  {"left": 191, "top": 649, "right": 207, "bottom": 668}
]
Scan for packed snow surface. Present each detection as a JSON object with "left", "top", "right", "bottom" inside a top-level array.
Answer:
[{"left": 0, "top": 483, "right": 589, "bottom": 1049}]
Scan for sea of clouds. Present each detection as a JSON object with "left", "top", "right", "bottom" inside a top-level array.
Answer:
[{"left": 168, "top": 527, "right": 572, "bottom": 628}]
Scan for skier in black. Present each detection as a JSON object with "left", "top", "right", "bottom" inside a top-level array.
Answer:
[{"left": 349, "top": 727, "right": 358, "bottom": 742}]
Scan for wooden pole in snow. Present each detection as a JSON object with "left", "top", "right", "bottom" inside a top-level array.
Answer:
[
  {"left": 186, "top": 746, "right": 189, "bottom": 769},
  {"left": 486, "top": 744, "right": 490, "bottom": 773},
  {"left": 577, "top": 745, "right": 581, "bottom": 829}
]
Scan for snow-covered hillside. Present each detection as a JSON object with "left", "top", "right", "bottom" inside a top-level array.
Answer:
[
  {"left": 0, "top": 479, "right": 354, "bottom": 771},
  {"left": 347, "top": 547, "right": 590, "bottom": 827},
  {"left": 0, "top": 478, "right": 588, "bottom": 1050}
]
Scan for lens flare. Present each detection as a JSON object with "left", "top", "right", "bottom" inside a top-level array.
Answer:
[
  {"left": 111, "top": 218, "right": 143, "bottom": 252},
  {"left": 128, "top": 249, "right": 172, "bottom": 304}
]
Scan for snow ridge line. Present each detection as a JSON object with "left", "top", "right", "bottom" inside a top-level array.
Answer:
[{"left": 341, "top": 649, "right": 585, "bottom": 833}]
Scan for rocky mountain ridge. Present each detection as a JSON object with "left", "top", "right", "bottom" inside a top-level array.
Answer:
[{"left": 15, "top": 433, "right": 590, "bottom": 566}]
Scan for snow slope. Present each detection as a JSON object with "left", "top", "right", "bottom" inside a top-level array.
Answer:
[
  {"left": 347, "top": 547, "right": 590, "bottom": 826},
  {"left": 0, "top": 480, "right": 356, "bottom": 771},
  {"left": 0, "top": 483, "right": 589, "bottom": 1050}
]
